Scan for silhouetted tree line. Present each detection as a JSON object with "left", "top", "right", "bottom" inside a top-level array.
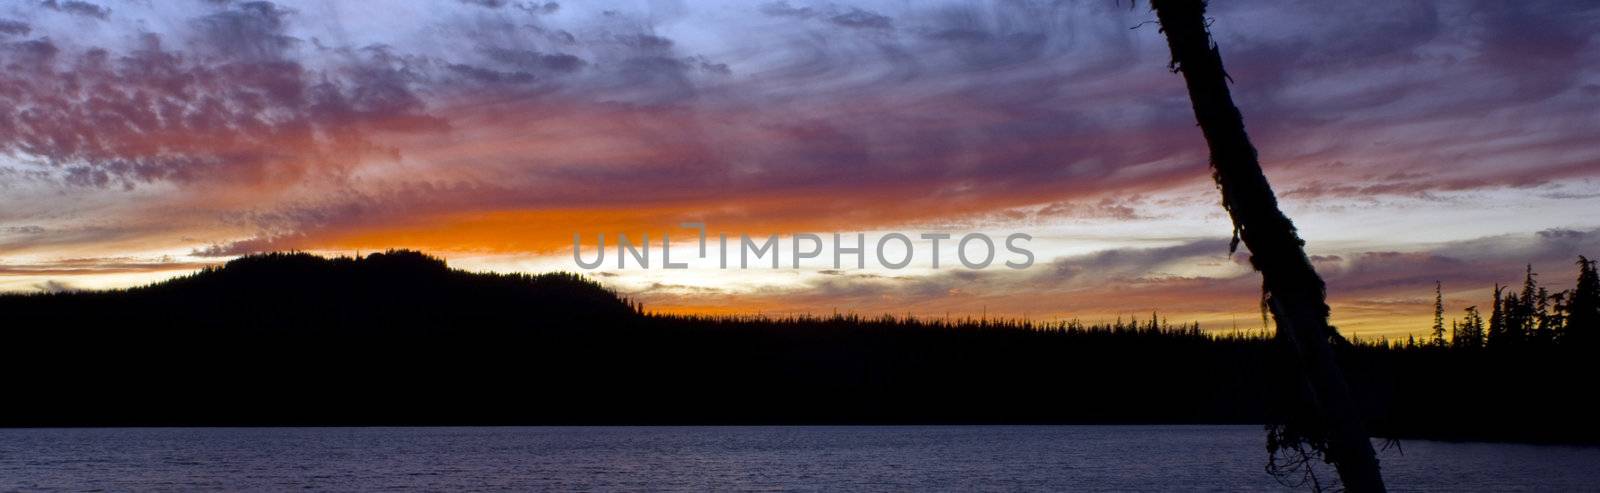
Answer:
[
  {"left": 0, "top": 251, "right": 1593, "bottom": 444},
  {"left": 1386, "top": 256, "right": 1598, "bottom": 352},
  {"left": 1336, "top": 256, "right": 1599, "bottom": 443}
]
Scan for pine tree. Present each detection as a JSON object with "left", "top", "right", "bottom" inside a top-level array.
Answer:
[
  {"left": 1458, "top": 306, "right": 1484, "bottom": 350},
  {"left": 1533, "top": 286, "right": 1553, "bottom": 345},
  {"left": 1545, "top": 290, "right": 1567, "bottom": 341},
  {"left": 1431, "top": 281, "right": 1446, "bottom": 347},
  {"left": 1501, "top": 292, "right": 1523, "bottom": 348},
  {"left": 1517, "top": 264, "right": 1538, "bottom": 341},
  {"left": 1487, "top": 284, "right": 1505, "bottom": 348},
  {"left": 1565, "top": 256, "right": 1599, "bottom": 346}
]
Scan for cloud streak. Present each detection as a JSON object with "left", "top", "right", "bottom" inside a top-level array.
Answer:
[{"left": 0, "top": 0, "right": 1596, "bottom": 339}]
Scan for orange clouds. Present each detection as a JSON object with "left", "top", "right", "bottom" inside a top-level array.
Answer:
[{"left": 2, "top": 0, "right": 1599, "bottom": 344}]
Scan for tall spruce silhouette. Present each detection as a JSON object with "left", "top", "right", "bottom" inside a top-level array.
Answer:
[
  {"left": 1432, "top": 282, "right": 1446, "bottom": 347},
  {"left": 1568, "top": 256, "right": 1599, "bottom": 345},
  {"left": 1488, "top": 284, "right": 1507, "bottom": 347},
  {"left": 1519, "top": 265, "right": 1539, "bottom": 345},
  {"left": 1147, "top": 0, "right": 1385, "bottom": 490},
  {"left": 1453, "top": 306, "right": 1484, "bottom": 350}
]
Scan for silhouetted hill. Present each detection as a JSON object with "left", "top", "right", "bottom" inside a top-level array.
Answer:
[
  {"left": 2, "top": 250, "right": 636, "bottom": 337},
  {"left": 0, "top": 251, "right": 1282, "bottom": 427}
]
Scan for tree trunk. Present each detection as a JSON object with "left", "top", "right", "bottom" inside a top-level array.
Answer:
[{"left": 1148, "top": 0, "right": 1387, "bottom": 490}]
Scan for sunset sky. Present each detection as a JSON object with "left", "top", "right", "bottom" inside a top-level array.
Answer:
[{"left": 2, "top": 0, "right": 1598, "bottom": 338}]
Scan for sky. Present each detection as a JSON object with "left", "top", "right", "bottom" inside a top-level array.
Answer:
[{"left": 1, "top": 0, "right": 1598, "bottom": 338}]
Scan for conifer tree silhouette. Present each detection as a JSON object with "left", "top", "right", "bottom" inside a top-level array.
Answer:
[
  {"left": 1488, "top": 284, "right": 1505, "bottom": 347},
  {"left": 1566, "top": 256, "right": 1599, "bottom": 346},
  {"left": 1455, "top": 306, "right": 1484, "bottom": 350},
  {"left": 1432, "top": 281, "right": 1446, "bottom": 347},
  {"left": 1519, "top": 265, "right": 1539, "bottom": 343}
]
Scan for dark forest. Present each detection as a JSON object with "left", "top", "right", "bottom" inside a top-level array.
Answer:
[{"left": 2, "top": 251, "right": 1595, "bottom": 444}]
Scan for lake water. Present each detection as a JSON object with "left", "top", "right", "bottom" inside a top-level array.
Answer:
[{"left": 1, "top": 425, "right": 1595, "bottom": 491}]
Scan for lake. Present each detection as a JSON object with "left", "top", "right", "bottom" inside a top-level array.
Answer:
[{"left": 1, "top": 425, "right": 1595, "bottom": 491}]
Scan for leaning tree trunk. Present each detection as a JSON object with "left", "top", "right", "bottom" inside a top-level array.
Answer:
[{"left": 1148, "top": 0, "right": 1386, "bottom": 491}]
